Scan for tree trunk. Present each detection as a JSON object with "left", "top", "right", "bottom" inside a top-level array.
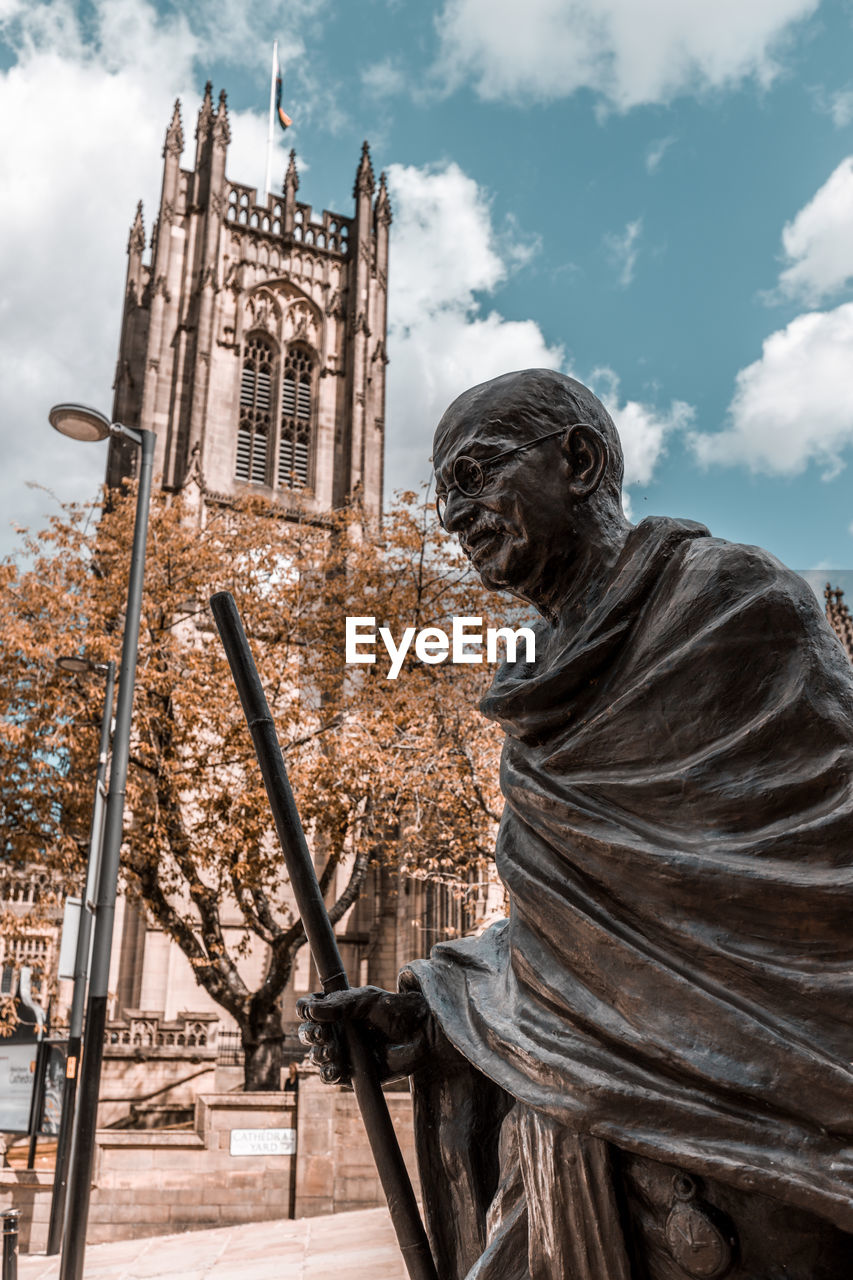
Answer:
[{"left": 241, "top": 1003, "right": 286, "bottom": 1091}]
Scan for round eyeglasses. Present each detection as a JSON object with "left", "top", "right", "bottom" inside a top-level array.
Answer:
[{"left": 435, "top": 425, "right": 587, "bottom": 527}]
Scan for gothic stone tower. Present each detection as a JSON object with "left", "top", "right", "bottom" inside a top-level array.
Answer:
[{"left": 109, "top": 85, "right": 390, "bottom": 516}]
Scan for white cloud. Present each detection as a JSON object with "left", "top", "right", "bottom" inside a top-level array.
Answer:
[
  {"left": 384, "top": 162, "right": 563, "bottom": 488},
  {"left": 829, "top": 88, "right": 853, "bottom": 128},
  {"left": 775, "top": 157, "right": 853, "bottom": 304},
  {"left": 0, "top": 0, "right": 199, "bottom": 552},
  {"left": 690, "top": 303, "right": 853, "bottom": 478},
  {"left": 603, "top": 218, "right": 642, "bottom": 286},
  {"left": 645, "top": 136, "right": 675, "bottom": 173},
  {"left": 386, "top": 162, "right": 508, "bottom": 327},
  {"left": 433, "top": 0, "right": 819, "bottom": 112},
  {"left": 0, "top": 0, "right": 316, "bottom": 555},
  {"left": 361, "top": 57, "right": 407, "bottom": 98},
  {"left": 812, "top": 83, "right": 853, "bottom": 128},
  {"left": 385, "top": 165, "right": 688, "bottom": 503},
  {"left": 591, "top": 367, "right": 693, "bottom": 509}
]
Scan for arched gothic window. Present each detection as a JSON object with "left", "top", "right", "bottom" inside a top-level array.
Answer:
[
  {"left": 235, "top": 335, "right": 274, "bottom": 485},
  {"left": 278, "top": 347, "right": 315, "bottom": 489}
]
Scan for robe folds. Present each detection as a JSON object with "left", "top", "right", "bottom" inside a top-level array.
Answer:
[{"left": 403, "top": 516, "right": 853, "bottom": 1278}]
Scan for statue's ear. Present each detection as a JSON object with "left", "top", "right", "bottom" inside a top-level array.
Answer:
[{"left": 564, "top": 424, "right": 607, "bottom": 497}]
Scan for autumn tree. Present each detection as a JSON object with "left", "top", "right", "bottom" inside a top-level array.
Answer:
[{"left": 0, "top": 484, "right": 504, "bottom": 1088}]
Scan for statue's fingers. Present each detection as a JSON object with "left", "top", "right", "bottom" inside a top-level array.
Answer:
[
  {"left": 320, "top": 1062, "right": 347, "bottom": 1085},
  {"left": 297, "top": 1022, "right": 327, "bottom": 1047},
  {"left": 298, "top": 991, "right": 354, "bottom": 1023},
  {"left": 296, "top": 992, "right": 325, "bottom": 1021}
]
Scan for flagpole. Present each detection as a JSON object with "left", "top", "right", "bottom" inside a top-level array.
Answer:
[{"left": 264, "top": 40, "right": 277, "bottom": 198}]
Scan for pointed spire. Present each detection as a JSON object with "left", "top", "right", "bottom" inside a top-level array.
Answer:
[
  {"left": 283, "top": 149, "right": 299, "bottom": 235},
  {"left": 213, "top": 87, "right": 230, "bottom": 148},
  {"left": 163, "top": 99, "right": 184, "bottom": 158},
  {"left": 196, "top": 81, "right": 214, "bottom": 141},
  {"left": 128, "top": 201, "right": 145, "bottom": 255},
  {"left": 353, "top": 140, "right": 375, "bottom": 198},
  {"left": 284, "top": 148, "right": 299, "bottom": 197},
  {"left": 826, "top": 584, "right": 853, "bottom": 662},
  {"left": 374, "top": 171, "right": 392, "bottom": 226}
]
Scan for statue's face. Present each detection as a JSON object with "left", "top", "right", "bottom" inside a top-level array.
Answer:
[{"left": 433, "top": 409, "right": 574, "bottom": 600}]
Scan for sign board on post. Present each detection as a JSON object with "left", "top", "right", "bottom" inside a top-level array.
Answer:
[
  {"left": 58, "top": 898, "right": 94, "bottom": 980},
  {"left": 39, "top": 1042, "right": 68, "bottom": 1135},
  {"left": 57, "top": 897, "right": 82, "bottom": 980},
  {"left": 229, "top": 1127, "right": 296, "bottom": 1156},
  {"left": 0, "top": 1043, "right": 38, "bottom": 1132}
]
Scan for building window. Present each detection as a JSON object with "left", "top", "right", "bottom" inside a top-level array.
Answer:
[
  {"left": 236, "top": 335, "right": 274, "bottom": 485},
  {"left": 278, "top": 347, "right": 314, "bottom": 489}
]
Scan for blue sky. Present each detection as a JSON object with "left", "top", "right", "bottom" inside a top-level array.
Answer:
[{"left": 1, "top": 0, "right": 852, "bottom": 591}]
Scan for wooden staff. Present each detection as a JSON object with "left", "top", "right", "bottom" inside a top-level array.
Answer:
[{"left": 210, "top": 592, "right": 438, "bottom": 1280}]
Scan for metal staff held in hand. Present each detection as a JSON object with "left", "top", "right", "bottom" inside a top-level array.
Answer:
[{"left": 210, "top": 591, "right": 438, "bottom": 1280}]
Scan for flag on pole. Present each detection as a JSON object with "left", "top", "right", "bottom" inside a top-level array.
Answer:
[{"left": 274, "top": 45, "right": 292, "bottom": 130}]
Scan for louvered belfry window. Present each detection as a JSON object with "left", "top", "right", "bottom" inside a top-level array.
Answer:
[
  {"left": 279, "top": 347, "right": 314, "bottom": 489},
  {"left": 235, "top": 335, "right": 274, "bottom": 485}
]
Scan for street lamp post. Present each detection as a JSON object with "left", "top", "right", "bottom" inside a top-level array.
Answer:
[
  {"left": 46, "top": 657, "right": 116, "bottom": 1256},
  {"left": 48, "top": 405, "right": 155, "bottom": 1280}
]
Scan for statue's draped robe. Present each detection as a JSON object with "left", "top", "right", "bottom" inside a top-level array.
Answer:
[{"left": 403, "top": 517, "right": 853, "bottom": 1279}]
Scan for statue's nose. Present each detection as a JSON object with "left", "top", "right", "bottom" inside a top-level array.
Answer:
[{"left": 442, "top": 487, "right": 479, "bottom": 533}]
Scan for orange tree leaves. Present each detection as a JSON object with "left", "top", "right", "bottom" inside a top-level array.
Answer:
[{"left": 0, "top": 485, "right": 504, "bottom": 1083}]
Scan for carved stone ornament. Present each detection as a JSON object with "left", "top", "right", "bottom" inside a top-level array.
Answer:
[
  {"left": 290, "top": 306, "right": 313, "bottom": 344},
  {"left": 246, "top": 290, "right": 281, "bottom": 335},
  {"left": 283, "top": 295, "right": 321, "bottom": 348},
  {"left": 223, "top": 261, "right": 242, "bottom": 292}
]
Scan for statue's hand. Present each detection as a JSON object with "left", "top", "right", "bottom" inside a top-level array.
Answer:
[{"left": 296, "top": 986, "right": 433, "bottom": 1085}]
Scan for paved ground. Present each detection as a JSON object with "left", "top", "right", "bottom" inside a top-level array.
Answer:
[{"left": 19, "top": 1209, "right": 407, "bottom": 1280}]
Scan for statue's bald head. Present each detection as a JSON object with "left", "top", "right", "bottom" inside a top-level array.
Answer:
[{"left": 433, "top": 368, "right": 625, "bottom": 507}]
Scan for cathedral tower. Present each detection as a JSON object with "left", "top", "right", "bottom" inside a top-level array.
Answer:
[{"left": 108, "top": 86, "right": 390, "bottom": 517}]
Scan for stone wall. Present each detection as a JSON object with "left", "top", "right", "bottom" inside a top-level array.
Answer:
[
  {"left": 293, "top": 1074, "right": 418, "bottom": 1218},
  {"left": 89, "top": 1092, "right": 297, "bottom": 1244},
  {"left": 0, "top": 1170, "right": 53, "bottom": 1254}
]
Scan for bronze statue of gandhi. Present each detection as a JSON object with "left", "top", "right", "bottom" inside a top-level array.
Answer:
[{"left": 300, "top": 368, "right": 853, "bottom": 1280}]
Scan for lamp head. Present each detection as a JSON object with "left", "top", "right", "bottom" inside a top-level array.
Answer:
[
  {"left": 55, "top": 655, "right": 109, "bottom": 676},
  {"left": 48, "top": 403, "right": 111, "bottom": 443}
]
